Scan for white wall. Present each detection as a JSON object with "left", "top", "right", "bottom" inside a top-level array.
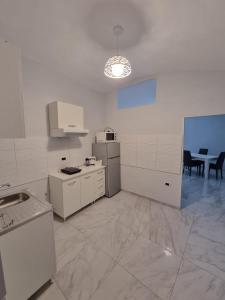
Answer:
[
  {"left": 2, "top": 67, "right": 225, "bottom": 208},
  {"left": 0, "top": 58, "right": 105, "bottom": 200},
  {"left": 184, "top": 114, "right": 225, "bottom": 156},
  {"left": 105, "top": 72, "right": 225, "bottom": 207}
]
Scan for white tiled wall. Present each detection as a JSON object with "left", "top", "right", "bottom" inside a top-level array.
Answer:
[
  {"left": 119, "top": 134, "right": 183, "bottom": 174},
  {"left": 0, "top": 134, "right": 94, "bottom": 199},
  {"left": 0, "top": 58, "right": 105, "bottom": 201},
  {"left": 121, "top": 166, "right": 182, "bottom": 208},
  {"left": 119, "top": 134, "right": 183, "bottom": 207}
]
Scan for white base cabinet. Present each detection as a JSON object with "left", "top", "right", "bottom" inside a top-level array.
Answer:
[
  {"left": 49, "top": 166, "right": 105, "bottom": 220},
  {"left": 63, "top": 178, "right": 81, "bottom": 217},
  {"left": 81, "top": 174, "right": 94, "bottom": 207},
  {"left": 0, "top": 212, "right": 56, "bottom": 300}
]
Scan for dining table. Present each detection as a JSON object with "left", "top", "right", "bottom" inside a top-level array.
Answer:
[{"left": 191, "top": 153, "right": 218, "bottom": 179}]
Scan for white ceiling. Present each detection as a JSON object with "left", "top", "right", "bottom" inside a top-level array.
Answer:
[{"left": 0, "top": 0, "right": 225, "bottom": 93}]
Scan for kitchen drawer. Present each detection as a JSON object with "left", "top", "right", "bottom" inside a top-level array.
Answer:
[
  {"left": 95, "top": 169, "right": 105, "bottom": 180},
  {"left": 96, "top": 169, "right": 104, "bottom": 176},
  {"left": 96, "top": 183, "right": 105, "bottom": 198},
  {"left": 96, "top": 183, "right": 104, "bottom": 191},
  {"left": 96, "top": 176, "right": 105, "bottom": 185}
]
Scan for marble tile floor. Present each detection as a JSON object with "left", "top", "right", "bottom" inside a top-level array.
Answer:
[{"left": 35, "top": 176, "right": 225, "bottom": 300}]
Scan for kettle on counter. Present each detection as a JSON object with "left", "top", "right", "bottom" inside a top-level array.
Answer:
[{"left": 85, "top": 156, "right": 96, "bottom": 166}]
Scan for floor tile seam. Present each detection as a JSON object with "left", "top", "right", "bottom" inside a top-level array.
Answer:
[
  {"left": 82, "top": 257, "right": 119, "bottom": 300},
  {"left": 103, "top": 214, "right": 184, "bottom": 260},
  {"left": 115, "top": 259, "right": 164, "bottom": 300},
  {"left": 117, "top": 218, "right": 150, "bottom": 239},
  {"left": 51, "top": 279, "right": 68, "bottom": 300},
  {"left": 147, "top": 234, "right": 184, "bottom": 258},
  {"left": 64, "top": 197, "right": 149, "bottom": 236},
  {"left": 65, "top": 207, "right": 117, "bottom": 227},
  {"left": 88, "top": 229, "right": 139, "bottom": 265},
  {"left": 66, "top": 219, "right": 99, "bottom": 236},
  {"left": 187, "top": 232, "right": 225, "bottom": 248},
  {"left": 73, "top": 229, "right": 122, "bottom": 267},
  {"left": 60, "top": 222, "right": 92, "bottom": 246},
  {"left": 54, "top": 224, "right": 87, "bottom": 240},
  {"left": 55, "top": 241, "right": 119, "bottom": 299},
  {"left": 188, "top": 216, "right": 225, "bottom": 246},
  {"left": 168, "top": 217, "right": 195, "bottom": 300},
  {"left": 55, "top": 237, "right": 102, "bottom": 273},
  {"left": 92, "top": 223, "right": 183, "bottom": 264},
  {"left": 138, "top": 226, "right": 154, "bottom": 243},
  {"left": 183, "top": 256, "right": 225, "bottom": 283},
  {"left": 135, "top": 225, "right": 185, "bottom": 259},
  {"left": 168, "top": 257, "right": 184, "bottom": 300},
  {"left": 66, "top": 215, "right": 138, "bottom": 252},
  {"left": 54, "top": 226, "right": 93, "bottom": 273}
]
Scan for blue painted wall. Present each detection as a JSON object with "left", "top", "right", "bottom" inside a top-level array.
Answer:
[
  {"left": 184, "top": 114, "right": 225, "bottom": 156},
  {"left": 117, "top": 79, "right": 157, "bottom": 109}
]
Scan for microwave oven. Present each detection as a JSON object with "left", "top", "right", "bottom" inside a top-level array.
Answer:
[{"left": 96, "top": 131, "right": 117, "bottom": 143}]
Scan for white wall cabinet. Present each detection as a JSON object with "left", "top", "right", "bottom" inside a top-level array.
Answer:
[
  {"left": 48, "top": 101, "right": 89, "bottom": 137},
  {"left": 49, "top": 166, "right": 105, "bottom": 219},
  {"left": 0, "top": 40, "right": 25, "bottom": 138}
]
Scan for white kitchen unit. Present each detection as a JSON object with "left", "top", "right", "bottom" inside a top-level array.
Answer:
[
  {"left": 48, "top": 101, "right": 89, "bottom": 137},
  {"left": 0, "top": 193, "right": 56, "bottom": 300},
  {"left": 0, "top": 40, "right": 25, "bottom": 138},
  {"left": 49, "top": 165, "right": 105, "bottom": 219}
]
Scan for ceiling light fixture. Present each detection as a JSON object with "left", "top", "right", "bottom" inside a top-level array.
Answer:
[{"left": 104, "top": 25, "right": 132, "bottom": 79}]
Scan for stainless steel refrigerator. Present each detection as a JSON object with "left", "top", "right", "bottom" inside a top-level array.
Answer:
[{"left": 92, "top": 142, "right": 121, "bottom": 197}]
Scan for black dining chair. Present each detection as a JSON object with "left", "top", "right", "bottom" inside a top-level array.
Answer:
[
  {"left": 209, "top": 152, "right": 225, "bottom": 180},
  {"left": 197, "top": 148, "right": 208, "bottom": 176},
  {"left": 199, "top": 148, "right": 208, "bottom": 155},
  {"left": 183, "top": 150, "right": 202, "bottom": 176}
]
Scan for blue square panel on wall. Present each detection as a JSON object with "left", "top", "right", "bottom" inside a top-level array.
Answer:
[{"left": 117, "top": 79, "right": 157, "bottom": 109}]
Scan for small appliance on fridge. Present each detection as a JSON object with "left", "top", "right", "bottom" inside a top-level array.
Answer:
[{"left": 92, "top": 142, "right": 121, "bottom": 197}]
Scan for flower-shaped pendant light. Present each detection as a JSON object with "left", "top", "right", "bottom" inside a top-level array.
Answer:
[{"left": 104, "top": 25, "right": 132, "bottom": 79}]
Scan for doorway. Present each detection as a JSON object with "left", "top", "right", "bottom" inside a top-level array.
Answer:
[{"left": 181, "top": 114, "right": 225, "bottom": 209}]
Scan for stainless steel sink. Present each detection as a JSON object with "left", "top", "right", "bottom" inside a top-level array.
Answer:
[{"left": 0, "top": 193, "right": 30, "bottom": 209}]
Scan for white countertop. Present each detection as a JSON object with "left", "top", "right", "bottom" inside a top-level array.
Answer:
[
  {"left": 0, "top": 192, "right": 52, "bottom": 236},
  {"left": 49, "top": 164, "right": 106, "bottom": 181}
]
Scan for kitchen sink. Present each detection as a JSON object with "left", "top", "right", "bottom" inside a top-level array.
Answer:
[{"left": 0, "top": 193, "right": 30, "bottom": 209}]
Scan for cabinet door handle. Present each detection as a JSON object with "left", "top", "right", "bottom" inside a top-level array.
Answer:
[
  {"left": 97, "top": 178, "right": 104, "bottom": 182},
  {"left": 84, "top": 176, "right": 91, "bottom": 179},
  {"left": 68, "top": 181, "right": 77, "bottom": 185},
  {"left": 98, "top": 185, "right": 103, "bottom": 189},
  {"left": 97, "top": 171, "right": 103, "bottom": 175}
]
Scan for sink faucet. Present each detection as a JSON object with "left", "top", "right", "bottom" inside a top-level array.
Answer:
[{"left": 0, "top": 183, "right": 11, "bottom": 189}]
